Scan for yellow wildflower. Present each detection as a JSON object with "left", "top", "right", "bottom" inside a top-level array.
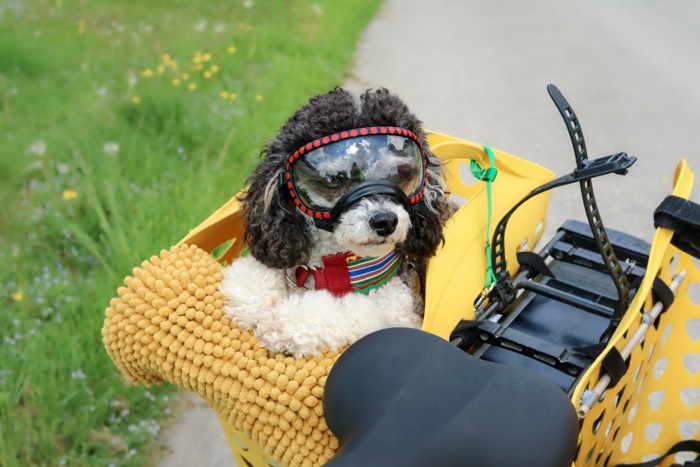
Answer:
[
  {"left": 131, "top": 96, "right": 141, "bottom": 104},
  {"left": 63, "top": 189, "right": 79, "bottom": 200},
  {"left": 255, "top": 94, "right": 263, "bottom": 102},
  {"left": 188, "top": 83, "right": 197, "bottom": 91},
  {"left": 141, "top": 69, "right": 154, "bottom": 77},
  {"left": 181, "top": 73, "right": 190, "bottom": 80},
  {"left": 172, "top": 78, "right": 181, "bottom": 86},
  {"left": 220, "top": 91, "right": 229, "bottom": 99},
  {"left": 210, "top": 65, "right": 220, "bottom": 73},
  {"left": 229, "top": 93, "right": 238, "bottom": 101},
  {"left": 202, "top": 53, "right": 212, "bottom": 62},
  {"left": 78, "top": 19, "right": 86, "bottom": 34},
  {"left": 203, "top": 71, "right": 212, "bottom": 79},
  {"left": 162, "top": 53, "right": 171, "bottom": 63},
  {"left": 193, "top": 55, "right": 202, "bottom": 64},
  {"left": 13, "top": 291, "right": 23, "bottom": 302},
  {"left": 227, "top": 46, "right": 237, "bottom": 54},
  {"left": 157, "top": 64, "right": 165, "bottom": 74},
  {"left": 170, "top": 61, "right": 179, "bottom": 71}
]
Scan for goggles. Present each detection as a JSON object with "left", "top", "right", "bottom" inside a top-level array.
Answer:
[{"left": 281, "top": 127, "right": 428, "bottom": 230}]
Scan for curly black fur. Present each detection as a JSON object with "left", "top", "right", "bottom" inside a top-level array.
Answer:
[{"left": 240, "top": 88, "right": 449, "bottom": 269}]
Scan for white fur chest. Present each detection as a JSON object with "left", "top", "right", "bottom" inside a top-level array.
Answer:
[{"left": 219, "top": 256, "right": 421, "bottom": 357}]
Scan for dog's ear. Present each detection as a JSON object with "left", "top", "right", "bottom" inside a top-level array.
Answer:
[
  {"left": 358, "top": 88, "right": 423, "bottom": 133},
  {"left": 400, "top": 161, "right": 450, "bottom": 260},
  {"left": 240, "top": 150, "right": 312, "bottom": 269},
  {"left": 360, "top": 88, "right": 448, "bottom": 259}
]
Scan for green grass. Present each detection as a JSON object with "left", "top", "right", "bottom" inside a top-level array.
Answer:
[{"left": 0, "top": 0, "right": 381, "bottom": 465}]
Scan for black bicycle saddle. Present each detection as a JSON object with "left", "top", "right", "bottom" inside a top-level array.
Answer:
[{"left": 323, "top": 328, "right": 578, "bottom": 467}]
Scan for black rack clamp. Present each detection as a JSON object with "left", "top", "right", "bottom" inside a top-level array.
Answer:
[
  {"left": 547, "top": 84, "right": 633, "bottom": 334},
  {"left": 481, "top": 86, "right": 636, "bottom": 332}
]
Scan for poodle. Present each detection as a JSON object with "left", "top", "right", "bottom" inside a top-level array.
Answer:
[{"left": 220, "top": 88, "right": 449, "bottom": 357}]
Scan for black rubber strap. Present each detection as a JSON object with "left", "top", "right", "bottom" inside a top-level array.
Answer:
[
  {"left": 601, "top": 346, "right": 627, "bottom": 388},
  {"left": 651, "top": 276, "right": 674, "bottom": 312},
  {"left": 575, "top": 344, "right": 627, "bottom": 388},
  {"left": 654, "top": 195, "right": 700, "bottom": 259},
  {"left": 629, "top": 276, "right": 675, "bottom": 314},
  {"left": 616, "top": 439, "right": 700, "bottom": 466}
]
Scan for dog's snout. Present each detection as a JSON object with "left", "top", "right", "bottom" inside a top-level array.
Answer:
[{"left": 369, "top": 212, "right": 399, "bottom": 236}]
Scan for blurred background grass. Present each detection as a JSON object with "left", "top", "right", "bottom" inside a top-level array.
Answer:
[{"left": 0, "top": 0, "right": 380, "bottom": 465}]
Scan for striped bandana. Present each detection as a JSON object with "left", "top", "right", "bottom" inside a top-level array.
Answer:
[
  {"left": 347, "top": 250, "right": 402, "bottom": 293},
  {"left": 297, "top": 250, "right": 402, "bottom": 297}
]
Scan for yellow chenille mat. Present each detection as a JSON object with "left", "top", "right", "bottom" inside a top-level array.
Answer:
[{"left": 102, "top": 243, "right": 342, "bottom": 466}]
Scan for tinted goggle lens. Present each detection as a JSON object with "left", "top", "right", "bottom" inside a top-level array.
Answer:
[{"left": 290, "top": 134, "right": 425, "bottom": 211}]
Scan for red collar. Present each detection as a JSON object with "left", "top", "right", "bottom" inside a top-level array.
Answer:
[{"left": 293, "top": 251, "right": 402, "bottom": 297}]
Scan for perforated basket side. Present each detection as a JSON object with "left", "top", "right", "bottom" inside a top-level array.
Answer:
[
  {"left": 573, "top": 160, "right": 700, "bottom": 467},
  {"left": 219, "top": 417, "right": 284, "bottom": 467}
]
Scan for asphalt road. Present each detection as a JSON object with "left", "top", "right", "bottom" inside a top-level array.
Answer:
[
  {"left": 159, "top": 1, "right": 700, "bottom": 465},
  {"left": 345, "top": 0, "right": 700, "bottom": 243}
]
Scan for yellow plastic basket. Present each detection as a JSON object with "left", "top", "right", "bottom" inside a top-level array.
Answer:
[
  {"left": 178, "top": 130, "right": 554, "bottom": 465},
  {"left": 177, "top": 133, "right": 698, "bottom": 466}
]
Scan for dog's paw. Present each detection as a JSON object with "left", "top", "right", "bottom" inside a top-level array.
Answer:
[
  {"left": 255, "top": 322, "right": 327, "bottom": 358},
  {"left": 252, "top": 291, "right": 365, "bottom": 358},
  {"left": 254, "top": 322, "right": 299, "bottom": 356},
  {"left": 220, "top": 256, "right": 289, "bottom": 327},
  {"left": 369, "top": 278, "right": 423, "bottom": 328},
  {"left": 230, "top": 275, "right": 423, "bottom": 357}
]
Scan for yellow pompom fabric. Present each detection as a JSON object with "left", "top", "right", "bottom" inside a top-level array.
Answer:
[{"left": 102, "top": 244, "right": 341, "bottom": 466}]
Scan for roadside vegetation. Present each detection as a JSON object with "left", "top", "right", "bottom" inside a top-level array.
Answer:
[{"left": 0, "top": 0, "right": 380, "bottom": 464}]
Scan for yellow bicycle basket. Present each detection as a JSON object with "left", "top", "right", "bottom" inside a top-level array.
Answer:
[
  {"left": 172, "top": 130, "right": 554, "bottom": 466},
  {"left": 104, "top": 130, "right": 698, "bottom": 466}
]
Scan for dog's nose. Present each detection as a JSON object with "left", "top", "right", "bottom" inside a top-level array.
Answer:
[{"left": 369, "top": 212, "right": 399, "bottom": 236}]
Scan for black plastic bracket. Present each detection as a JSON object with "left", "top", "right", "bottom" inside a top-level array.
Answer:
[
  {"left": 450, "top": 319, "right": 483, "bottom": 350},
  {"left": 574, "top": 152, "right": 634, "bottom": 178},
  {"left": 517, "top": 251, "right": 555, "bottom": 278}
]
